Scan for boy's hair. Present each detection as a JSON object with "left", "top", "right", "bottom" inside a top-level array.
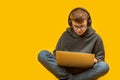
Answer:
[{"left": 70, "top": 9, "right": 88, "bottom": 23}]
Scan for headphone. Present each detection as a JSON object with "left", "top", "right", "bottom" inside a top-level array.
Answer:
[{"left": 68, "top": 7, "right": 92, "bottom": 27}]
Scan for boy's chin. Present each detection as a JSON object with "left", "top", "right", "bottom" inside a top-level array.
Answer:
[{"left": 76, "top": 33, "right": 83, "bottom": 36}]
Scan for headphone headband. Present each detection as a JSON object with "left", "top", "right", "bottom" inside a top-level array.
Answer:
[{"left": 68, "top": 7, "right": 92, "bottom": 27}]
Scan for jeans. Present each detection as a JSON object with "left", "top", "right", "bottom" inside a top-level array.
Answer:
[{"left": 38, "top": 50, "right": 109, "bottom": 80}]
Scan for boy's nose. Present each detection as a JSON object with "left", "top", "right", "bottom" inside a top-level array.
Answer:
[{"left": 76, "top": 28, "right": 82, "bottom": 32}]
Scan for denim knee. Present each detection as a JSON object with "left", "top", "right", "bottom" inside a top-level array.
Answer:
[
  {"left": 95, "top": 61, "right": 109, "bottom": 74},
  {"left": 38, "top": 50, "right": 50, "bottom": 62}
]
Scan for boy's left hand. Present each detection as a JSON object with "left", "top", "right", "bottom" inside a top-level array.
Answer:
[{"left": 94, "top": 58, "right": 98, "bottom": 63}]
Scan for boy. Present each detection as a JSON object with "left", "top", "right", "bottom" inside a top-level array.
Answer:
[{"left": 38, "top": 7, "right": 109, "bottom": 80}]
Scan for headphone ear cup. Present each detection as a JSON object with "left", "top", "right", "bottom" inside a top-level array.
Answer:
[
  {"left": 87, "top": 19, "right": 91, "bottom": 26},
  {"left": 68, "top": 19, "right": 72, "bottom": 27}
]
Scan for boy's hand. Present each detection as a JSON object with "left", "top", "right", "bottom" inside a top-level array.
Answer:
[{"left": 94, "top": 58, "right": 98, "bottom": 63}]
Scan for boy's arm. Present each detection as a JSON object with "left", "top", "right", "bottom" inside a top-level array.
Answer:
[
  {"left": 53, "top": 38, "right": 62, "bottom": 55},
  {"left": 93, "top": 37, "right": 105, "bottom": 62},
  {"left": 53, "top": 32, "right": 65, "bottom": 55}
]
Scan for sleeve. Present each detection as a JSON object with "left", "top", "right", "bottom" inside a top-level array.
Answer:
[
  {"left": 93, "top": 36, "right": 105, "bottom": 61},
  {"left": 53, "top": 32, "right": 65, "bottom": 55}
]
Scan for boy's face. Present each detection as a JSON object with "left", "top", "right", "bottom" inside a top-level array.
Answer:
[{"left": 72, "top": 20, "right": 87, "bottom": 36}]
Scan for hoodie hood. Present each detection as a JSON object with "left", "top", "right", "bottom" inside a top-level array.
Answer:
[{"left": 66, "top": 26, "right": 95, "bottom": 39}]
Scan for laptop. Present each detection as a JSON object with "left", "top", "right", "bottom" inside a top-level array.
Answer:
[{"left": 56, "top": 51, "right": 95, "bottom": 68}]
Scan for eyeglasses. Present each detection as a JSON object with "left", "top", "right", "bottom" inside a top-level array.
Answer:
[{"left": 73, "top": 25, "right": 87, "bottom": 31}]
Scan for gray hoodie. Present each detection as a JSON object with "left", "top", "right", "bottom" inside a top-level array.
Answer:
[{"left": 54, "top": 27, "right": 105, "bottom": 61}]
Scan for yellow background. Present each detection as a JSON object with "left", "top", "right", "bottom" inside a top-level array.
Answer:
[{"left": 0, "top": 0, "right": 120, "bottom": 80}]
